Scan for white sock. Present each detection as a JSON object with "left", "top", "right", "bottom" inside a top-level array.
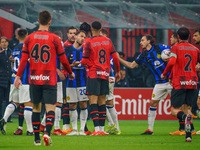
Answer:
[
  {"left": 107, "top": 105, "right": 120, "bottom": 131},
  {"left": 62, "top": 124, "right": 71, "bottom": 130},
  {"left": 3, "top": 103, "right": 17, "bottom": 122},
  {"left": 95, "top": 126, "right": 100, "bottom": 132},
  {"left": 99, "top": 126, "right": 104, "bottom": 132},
  {"left": 70, "top": 109, "right": 77, "bottom": 130},
  {"left": 148, "top": 106, "right": 157, "bottom": 131},
  {"left": 18, "top": 126, "right": 23, "bottom": 130},
  {"left": 106, "top": 108, "right": 114, "bottom": 126},
  {"left": 80, "top": 108, "right": 88, "bottom": 131},
  {"left": 54, "top": 106, "right": 61, "bottom": 130},
  {"left": 24, "top": 106, "right": 33, "bottom": 132},
  {"left": 41, "top": 113, "right": 46, "bottom": 126}
]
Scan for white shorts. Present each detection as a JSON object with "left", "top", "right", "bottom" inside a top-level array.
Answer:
[
  {"left": 9, "top": 84, "right": 31, "bottom": 103},
  {"left": 106, "top": 82, "right": 115, "bottom": 101},
  {"left": 152, "top": 82, "right": 172, "bottom": 100},
  {"left": 66, "top": 87, "right": 89, "bottom": 103},
  {"left": 57, "top": 82, "right": 63, "bottom": 103}
]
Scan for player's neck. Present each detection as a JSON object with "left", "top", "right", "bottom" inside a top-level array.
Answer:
[
  {"left": 179, "top": 40, "right": 188, "bottom": 43},
  {"left": 19, "top": 39, "right": 24, "bottom": 43},
  {"left": 92, "top": 31, "right": 100, "bottom": 36},
  {"left": 38, "top": 25, "right": 49, "bottom": 31},
  {"left": 146, "top": 44, "right": 152, "bottom": 51},
  {"left": 73, "top": 42, "right": 82, "bottom": 49}
]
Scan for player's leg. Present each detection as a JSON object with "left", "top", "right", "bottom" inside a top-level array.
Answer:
[
  {"left": 67, "top": 102, "right": 78, "bottom": 135},
  {"left": 79, "top": 101, "right": 88, "bottom": 135},
  {"left": 19, "top": 84, "right": 33, "bottom": 135},
  {"left": 40, "top": 112, "right": 46, "bottom": 132},
  {"left": 30, "top": 84, "right": 42, "bottom": 145},
  {"left": 142, "top": 82, "right": 171, "bottom": 135},
  {"left": 196, "top": 96, "right": 200, "bottom": 134},
  {"left": 14, "top": 104, "right": 24, "bottom": 135},
  {"left": 0, "top": 84, "right": 19, "bottom": 135},
  {"left": 53, "top": 81, "right": 65, "bottom": 135},
  {"left": 43, "top": 85, "right": 57, "bottom": 146}
]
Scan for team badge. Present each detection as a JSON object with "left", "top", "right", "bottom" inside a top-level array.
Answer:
[{"left": 67, "top": 96, "right": 70, "bottom": 101}]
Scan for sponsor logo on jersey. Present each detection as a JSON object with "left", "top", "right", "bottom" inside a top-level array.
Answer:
[
  {"left": 180, "top": 80, "right": 197, "bottom": 86},
  {"left": 30, "top": 74, "right": 50, "bottom": 81},
  {"left": 96, "top": 71, "right": 109, "bottom": 76}
]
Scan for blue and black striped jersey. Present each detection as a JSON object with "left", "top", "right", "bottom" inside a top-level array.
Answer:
[
  {"left": 110, "top": 57, "right": 114, "bottom": 77},
  {"left": 135, "top": 44, "right": 170, "bottom": 84},
  {"left": 65, "top": 45, "right": 87, "bottom": 87},
  {"left": 12, "top": 43, "right": 29, "bottom": 84},
  {"left": 56, "top": 56, "right": 62, "bottom": 82}
]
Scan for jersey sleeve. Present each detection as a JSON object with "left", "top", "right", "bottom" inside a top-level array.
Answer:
[
  {"left": 82, "top": 40, "right": 91, "bottom": 59},
  {"left": 135, "top": 52, "right": 143, "bottom": 65},
  {"left": 158, "top": 44, "right": 170, "bottom": 51},
  {"left": 109, "top": 39, "right": 117, "bottom": 55},
  {"left": 22, "top": 36, "right": 30, "bottom": 54},
  {"left": 197, "top": 49, "right": 200, "bottom": 63}
]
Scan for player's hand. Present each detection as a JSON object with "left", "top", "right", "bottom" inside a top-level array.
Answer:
[
  {"left": 14, "top": 76, "right": 22, "bottom": 89},
  {"left": 169, "top": 79, "right": 172, "bottom": 85},
  {"left": 115, "top": 72, "right": 121, "bottom": 83},
  {"left": 161, "top": 74, "right": 166, "bottom": 80},
  {"left": 109, "top": 77, "right": 115, "bottom": 83},
  {"left": 163, "top": 58, "right": 170, "bottom": 62},
  {"left": 68, "top": 72, "right": 75, "bottom": 80},
  {"left": 71, "top": 60, "right": 81, "bottom": 67},
  {"left": 195, "top": 63, "right": 200, "bottom": 71}
]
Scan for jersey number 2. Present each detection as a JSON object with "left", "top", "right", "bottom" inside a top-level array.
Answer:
[
  {"left": 31, "top": 44, "right": 50, "bottom": 63},
  {"left": 184, "top": 54, "right": 192, "bottom": 71}
]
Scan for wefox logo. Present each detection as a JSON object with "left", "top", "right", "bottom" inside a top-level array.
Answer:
[
  {"left": 180, "top": 80, "right": 196, "bottom": 86},
  {"left": 96, "top": 71, "right": 109, "bottom": 76},
  {"left": 30, "top": 74, "right": 50, "bottom": 80}
]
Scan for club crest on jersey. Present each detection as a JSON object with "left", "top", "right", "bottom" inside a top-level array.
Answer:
[{"left": 71, "top": 54, "right": 73, "bottom": 57}]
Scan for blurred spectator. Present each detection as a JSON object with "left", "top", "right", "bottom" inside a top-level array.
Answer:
[
  {"left": 0, "top": 37, "right": 12, "bottom": 119},
  {"left": 8, "top": 28, "right": 20, "bottom": 50},
  {"left": 115, "top": 68, "right": 129, "bottom": 87}
]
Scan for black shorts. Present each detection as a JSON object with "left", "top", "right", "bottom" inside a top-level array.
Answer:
[
  {"left": 30, "top": 84, "right": 57, "bottom": 105},
  {"left": 171, "top": 89, "right": 198, "bottom": 108},
  {"left": 86, "top": 77, "right": 109, "bottom": 95}
]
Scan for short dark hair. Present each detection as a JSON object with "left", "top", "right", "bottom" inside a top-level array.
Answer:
[
  {"left": 101, "top": 28, "right": 108, "bottom": 36},
  {"left": 91, "top": 21, "right": 101, "bottom": 30},
  {"left": 80, "top": 22, "right": 91, "bottom": 34},
  {"left": 144, "top": 35, "right": 155, "bottom": 45},
  {"left": 172, "top": 31, "right": 178, "bottom": 39},
  {"left": 194, "top": 28, "right": 200, "bottom": 34},
  {"left": 39, "top": 10, "right": 52, "bottom": 25},
  {"left": 75, "top": 30, "right": 86, "bottom": 36},
  {"left": 18, "top": 29, "right": 28, "bottom": 39},
  {"left": 118, "top": 52, "right": 125, "bottom": 57},
  {"left": 67, "top": 26, "right": 77, "bottom": 33},
  {"left": 0, "top": 36, "right": 8, "bottom": 43},
  {"left": 177, "top": 27, "right": 190, "bottom": 40}
]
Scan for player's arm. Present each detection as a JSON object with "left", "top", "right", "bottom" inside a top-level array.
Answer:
[
  {"left": 55, "top": 36, "right": 75, "bottom": 80},
  {"left": 111, "top": 52, "right": 121, "bottom": 83},
  {"left": 15, "top": 38, "right": 29, "bottom": 89},
  {"left": 117, "top": 53, "right": 138, "bottom": 69},
  {"left": 161, "top": 54, "right": 177, "bottom": 79},
  {"left": 57, "top": 68, "right": 66, "bottom": 80},
  {"left": 81, "top": 41, "right": 90, "bottom": 67}
]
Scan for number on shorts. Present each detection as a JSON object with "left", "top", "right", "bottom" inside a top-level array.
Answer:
[{"left": 79, "top": 89, "right": 86, "bottom": 95}]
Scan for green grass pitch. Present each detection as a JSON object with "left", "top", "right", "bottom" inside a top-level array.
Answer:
[{"left": 0, "top": 118, "right": 200, "bottom": 150}]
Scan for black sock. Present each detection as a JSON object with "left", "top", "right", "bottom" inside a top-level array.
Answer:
[
  {"left": 191, "top": 123, "right": 194, "bottom": 131},
  {"left": 45, "top": 111, "right": 55, "bottom": 136},
  {"left": 62, "top": 103, "right": 70, "bottom": 125},
  {"left": 32, "top": 112, "right": 40, "bottom": 142},
  {"left": 98, "top": 104, "right": 106, "bottom": 127},
  {"left": 186, "top": 132, "right": 191, "bottom": 138},
  {"left": 90, "top": 104, "right": 99, "bottom": 127},
  {"left": 18, "top": 104, "right": 24, "bottom": 127},
  {"left": 84, "top": 123, "right": 88, "bottom": 132},
  {"left": 177, "top": 111, "right": 187, "bottom": 121},
  {"left": 179, "top": 118, "right": 184, "bottom": 131}
]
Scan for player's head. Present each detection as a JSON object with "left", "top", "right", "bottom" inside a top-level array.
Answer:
[
  {"left": 0, "top": 36, "right": 9, "bottom": 49},
  {"left": 75, "top": 30, "right": 86, "bottom": 46},
  {"left": 80, "top": 22, "right": 91, "bottom": 37},
  {"left": 54, "top": 30, "right": 63, "bottom": 40},
  {"left": 140, "top": 35, "right": 154, "bottom": 49},
  {"left": 193, "top": 28, "right": 200, "bottom": 45},
  {"left": 170, "top": 31, "right": 178, "bottom": 46},
  {"left": 17, "top": 28, "right": 28, "bottom": 40},
  {"left": 66, "top": 26, "right": 77, "bottom": 43},
  {"left": 100, "top": 28, "right": 108, "bottom": 37},
  {"left": 38, "top": 10, "right": 52, "bottom": 26},
  {"left": 91, "top": 21, "right": 101, "bottom": 32},
  {"left": 177, "top": 27, "right": 190, "bottom": 41}
]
